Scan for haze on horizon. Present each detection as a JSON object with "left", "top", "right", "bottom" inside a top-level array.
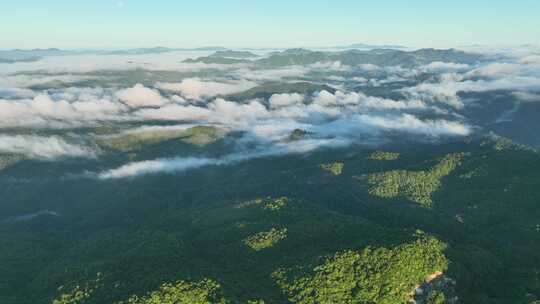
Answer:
[{"left": 2, "top": 0, "right": 540, "bottom": 49}]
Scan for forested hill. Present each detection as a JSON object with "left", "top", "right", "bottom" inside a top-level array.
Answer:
[{"left": 1, "top": 137, "right": 539, "bottom": 304}]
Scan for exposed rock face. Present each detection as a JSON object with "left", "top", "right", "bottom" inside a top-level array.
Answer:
[{"left": 410, "top": 272, "right": 459, "bottom": 304}]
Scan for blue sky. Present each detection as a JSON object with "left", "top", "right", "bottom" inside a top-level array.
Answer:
[{"left": 2, "top": 0, "right": 539, "bottom": 49}]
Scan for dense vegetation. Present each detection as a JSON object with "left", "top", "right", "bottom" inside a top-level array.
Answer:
[
  {"left": 273, "top": 236, "right": 448, "bottom": 304},
  {"left": 209, "top": 50, "right": 259, "bottom": 59},
  {"left": 369, "top": 151, "right": 400, "bottom": 161},
  {"left": 2, "top": 43, "right": 540, "bottom": 304},
  {"left": 362, "top": 153, "right": 464, "bottom": 207},
  {"left": 119, "top": 279, "right": 229, "bottom": 304},
  {"left": 244, "top": 228, "right": 288, "bottom": 251},
  {"left": 0, "top": 154, "right": 22, "bottom": 171},
  {"left": 196, "top": 48, "right": 484, "bottom": 68},
  {"left": 97, "top": 126, "right": 227, "bottom": 151},
  {"left": 319, "top": 162, "right": 344, "bottom": 176},
  {"left": 52, "top": 275, "right": 103, "bottom": 304},
  {"left": 1, "top": 139, "right": 540, "bottom": 303}
]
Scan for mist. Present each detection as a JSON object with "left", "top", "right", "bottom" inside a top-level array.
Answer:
[{"left": 1, "top": 46, "right": 538, "bottom": 175}]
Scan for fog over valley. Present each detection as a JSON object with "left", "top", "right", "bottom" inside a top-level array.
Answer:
[{"left": 1, "top": 46, "right": 539, "bottom": 178}]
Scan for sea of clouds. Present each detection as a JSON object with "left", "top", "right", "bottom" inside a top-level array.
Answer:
[{"left": 1, "top": 46, "right": 539, "bottom": 178}]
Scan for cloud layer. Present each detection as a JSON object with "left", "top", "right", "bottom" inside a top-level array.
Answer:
[
  {"left": 157, "top": 78, "right": 257, "bottom": 100},
  {"left": 0, "top": 135, "right": 96, "bottom": 159},
  {"left": 116, "top": 84, "right": 166, "bottom": 108},
  {"left": 1, "top": 47, "right": 538, "bottom": 174}
]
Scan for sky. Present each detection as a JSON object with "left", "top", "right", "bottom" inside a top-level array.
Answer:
[{"left": 1, "top": 0, "right": 540, "bottom": 49}]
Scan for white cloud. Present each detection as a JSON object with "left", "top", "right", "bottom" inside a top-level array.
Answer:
[
  {"left": 134, "top": 98, "right": 270, "bottom": 124},
  {"left": 117, "top": 124, "right": 199, "bottom": 135},
  {"left": 354, "top": 114, "right": 471, "bottom": 136},
  {"left": 234, "top": 67, "right": 308, "bottom": 81},
  {"left": 420, "top": 62, "right": 470, "bottom": 73},
  {"left": 134, "top": 104, "right": 211, "bottom": 121},
  {"left": 0, "top": 93, "right": 126, "bottom": 128},
  {"left": 312, "top": 90, "right": 426, "bottom": 110},
  {"left": 0, "top": 135, "right": 96, "bottom": 159},
  {"left": 98, "top": 136, "right": 350, "bottom": 179},
  {"left": 269, "top": 93, "right": 304, "bottom": 108},
  {"left": 520, "top": 55, "right": 540, "bottom": 65},
  {"left": 157, "top": 78, "right": 256, "bottom": 100},
  {"left": 116, "top": 83, "right": 165, "bottom": 108},
  {"left": 0, "top": 49, "right": 496, "bottom": 171},
  {"left": 248, "top": 120, "right": 310, "bottom": 141},
  {"left": 466, "top": 63, "right": 522, "bottom": 78},
  {"left": 312, "top": 90, "right": 339, "bottom": 106},
  {"left": 99, "top": 152, "right": 265, "bottom": 179},
  {"left": 351, "top": 76, "right": 368, "bottom": 83},
  {"left": 513, "top": 91, "right": 540, "bottom": 102},
  {"left": 134, "top": 98, "right": 270, "bottom": 126},
  {"left": 326, "top": 75, "right": 346, "bottom": 82},
  {"left": 0, "top": 74, "right": 99, "bottom": 88},
  {"left": 309, "top": 61, "right": 351, "bottom": 72},
  {"left": 99, "top": 157, "right": 215, "bottom": 179},
  {"left": 207, "top": 98, "right": 270, "bottom": 125},
  {"left": 0, "top": 87, "right": 36, "bottom": 99},
  {"left": 0, "top": 51, "right": 229, "bottom": 74},
  {"left": 358, "top": 64, "right": 380, "bottom": 71},
  {"left": 96, "top": 110, "right": 471, "bottom": 179},
  {"left": 404, "top": 76, "right": 540, "bottom": 108}
]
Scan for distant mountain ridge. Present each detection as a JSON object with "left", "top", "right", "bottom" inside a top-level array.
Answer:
[
  {"left": 185, "top": 47, "right": 484, "bottom": 67},
  {"left": 209, "top": 50, "right": 259, "bottom": 59},
  {"left": 255, "top": 48, "right": 483, "bottom": 68},
  {"left": 1, "top": 46, "right": 482, "bottom": 68},
  {"left": 336, "top": 43, "right": 406, "bottom": 49},
  {"left": 104, "top": 46, "right": 227, "bottom": 55},
  {"left": 0, "top": 47, "right": 229, "bottom": 62}
]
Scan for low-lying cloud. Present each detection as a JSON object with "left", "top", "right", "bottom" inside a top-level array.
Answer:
[
  {"left": 157, "top": 78, "right": 257, "bottom": 100},
  {"left": 2, "top": 46, "right": 538, "bottom": 177},
  {"left": 269, "top": 93, "right": 305, "bottom": 108},
  {"left": 0, "top": 92, "right": 126, "bottom": 128},
  {"left": 98, "top": 136, "right": 350, "bottom": 179},
  {"left": 0, "top": 135, "right": 96, "bottom": 159},
  {"left": 99, "top": 157, "right": 216, "bottom": 179},
  {"left": 116, "top": 83, "right": 166, "bottom": 108}
]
